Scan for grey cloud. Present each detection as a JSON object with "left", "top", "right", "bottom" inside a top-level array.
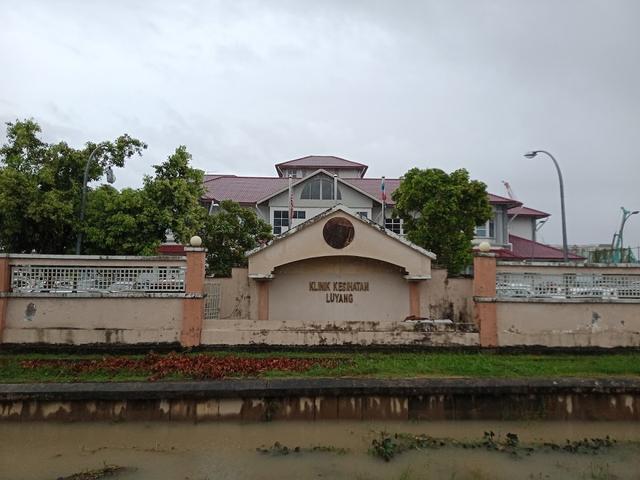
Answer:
[{"left": 1, "top": 0, "right": 638, "bottom": 246}]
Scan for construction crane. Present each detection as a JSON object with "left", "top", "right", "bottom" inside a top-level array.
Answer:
[
  {"left": 502, "top": 181, "right": 516, "bottom": 200},
  {"left": 610, "top": 207, "right": 639, "bottom": 263}
]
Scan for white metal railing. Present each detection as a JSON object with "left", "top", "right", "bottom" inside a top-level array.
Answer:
[
  {"left": 10, "top": 265, "right": 186, "bottom": 294},
  {"left": 204, "top": 283, "right": 221, "bottom": 319},
  {"left": 496, "top": 272, "right": 640, "bottom": 299}
]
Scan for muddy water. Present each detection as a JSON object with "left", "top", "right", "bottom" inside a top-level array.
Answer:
[{"left": 1, "top": 421, "right": 639, "bottom": 480}]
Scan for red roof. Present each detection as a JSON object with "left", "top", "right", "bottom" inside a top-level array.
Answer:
[
  {"left": 508, "top": 206, "right": 550, "bottom": 218},
  {"left": 495, "top": 234, "right": 584, "bottom": 261},
  {"left": 487, "top": 193, "right": 522, "bottom": 207},
  {"left": 275, "top": 156, "right": 368, "bottom": 176},
  {"left": 203, "top": 173, "right": 530, "bottom": 208},
  {"left": 203, "top": 175, "right": 289, "bottom": 204}
]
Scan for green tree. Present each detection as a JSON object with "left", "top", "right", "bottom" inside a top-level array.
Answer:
[
  {"left": 81, "top": 147, "right": 207, "bottom": 255},
  {"left": 392, "top": 168, "right": 493, "bottom": 275},
  {"left": 143, "top": 146, "right": 206, "bottom": 244},
  {"left": 82, "top": 186, "right": 161, "bottom": 255},
  {"left": 0, "top": 119, "right": 145, "bottom": 253},
  {"left": 201, "top": 200, "right": 273, "bottom": 277}
]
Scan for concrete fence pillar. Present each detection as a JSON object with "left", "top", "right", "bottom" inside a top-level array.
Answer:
[
  {"left": 0, "top": 255, "right": 9, "bottom": 343},
  {"left": 181, "top": 247, "right": 207, "bottom": 347},
  {"left": 473, "top": 253, "right": 498, "bottom": 347}
]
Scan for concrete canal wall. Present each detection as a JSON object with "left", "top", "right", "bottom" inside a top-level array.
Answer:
[{"left": 1, "top": 378, "right": 639, "bottom": 422}]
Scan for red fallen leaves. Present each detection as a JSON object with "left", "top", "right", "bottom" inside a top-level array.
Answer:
[{"left": 20, "top": 353, "right": 340, "bottom": 381}]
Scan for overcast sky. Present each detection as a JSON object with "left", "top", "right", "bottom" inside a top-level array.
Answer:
[{"left": 2, "top": 0, "right": 639, "bottom": 247}]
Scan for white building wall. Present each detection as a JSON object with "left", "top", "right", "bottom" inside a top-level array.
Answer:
[
  {"left": 509, "top": 217, "right": 535, "bottom": 240},
  {"left": 265, "top": 174, "right": 375, "bottom": 232}
]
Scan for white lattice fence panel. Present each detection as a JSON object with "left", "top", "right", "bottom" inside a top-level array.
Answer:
[
  {"left": 11, "top": 265, "right": 186, "bottom": 293},
  {"left": 496, "top": 272, "right": 640, "bottom": 299}
]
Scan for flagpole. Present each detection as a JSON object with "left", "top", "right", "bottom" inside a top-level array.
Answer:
[
  {"left": 381, "top": 176, "right": 386, "bottom": 227},
  {"left": 288, "top": 174, "right": 293, "bottom": 232}
]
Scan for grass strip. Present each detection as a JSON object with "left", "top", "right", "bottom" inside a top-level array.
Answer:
[{"left": 1, "top": 351, "right": 639, "bottom": 383}]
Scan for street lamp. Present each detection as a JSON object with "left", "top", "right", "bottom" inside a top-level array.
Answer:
[
  {"left": 524, "top": 150, "right": 569, "bottom": 261},
  {"left": 75, "top": 145, "right": 116, "bottom": 254}
]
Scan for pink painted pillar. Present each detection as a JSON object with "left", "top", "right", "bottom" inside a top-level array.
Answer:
[
  {"left": 181, "top": 247, "right": 207, "bottom": 347},
  {"left": 473, "top": 253, "right": 498, "bottom": 347},
  {"left": 0, "top": 255, "right": 9, "bottom": 343}
]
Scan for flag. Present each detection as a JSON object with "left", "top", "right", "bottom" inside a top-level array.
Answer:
[{"left": 381, "top": 176, "right": 386, "bottom": 203}]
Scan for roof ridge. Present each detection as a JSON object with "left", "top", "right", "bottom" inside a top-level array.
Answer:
[
  {"left": 206, "top": 175, "right": 288, "bottom": 180},
  {"left": 275, "top": 155, "right": 368, "bottom": 168}
]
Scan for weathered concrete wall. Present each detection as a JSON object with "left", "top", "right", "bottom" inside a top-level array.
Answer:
[
  {"left": 209, "top": 264, "right": 469, "bottom": 325},
  {"left": 201, "top": 318, "right": 478, "bottom": 346},
  {"left": 2, "top": 379, "right": 639, "bottom": 422},
  {"left": 422, "top": 269, "right": 473, "bottom": 323},
  {"left": 488, "top": 261, "right": 640, "bottom": 348},
  {"left": 4, "top": 296, "right": 183, "bottom": 344},
  {"left": 206, "top": 268, "right": 251, "bottom": 320},
  {"left": 200, "top": 261, "right": 479, "bottom": 346},
  {"left": 0, "top": 253, "right": 200, "bottom": 346},
  {"left": 496, "top": 300, "right": 640, "bottom": 347},
  {"left": 269, "top": 257, "right": 410, "bottom": 323}
]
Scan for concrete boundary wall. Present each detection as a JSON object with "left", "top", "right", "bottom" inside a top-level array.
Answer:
[
  {"left": 0, "top": 251, "right": 207, "bottom": 347},
  {"left": 473, "top": 256, "right": 640, "bottom": 348},
  {"left": 1, "top": 378, "right": 639, "bottom": 421},
  {"left": 207, "top": 268, "right": 474, "bottom": 325},
  {"left": 202, "top": 265, "right": 477, "bottom": 346},
  {"left": 3, "top": 251, "right": 640, "bottom": 348},
  {"left": 201, "top": 319, "right": 478, "bottom": 346}
]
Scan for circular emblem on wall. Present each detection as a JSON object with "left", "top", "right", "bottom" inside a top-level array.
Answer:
[{"left": 323, "top": 217, "right": 355, "bottom": 249}]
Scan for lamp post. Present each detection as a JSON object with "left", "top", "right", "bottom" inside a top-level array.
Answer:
[
  {"left": 524, "top": 150, "right": 569, "bottom": 261},
  {"left": 75, "top": 145, "right": 115, "bottom": 254}
]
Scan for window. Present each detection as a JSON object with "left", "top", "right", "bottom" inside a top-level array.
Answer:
[
  {"left": 356, "top": 211, "right": 368, "bottom": 219},
  {"left": 273, "top": 210, "right": 289, "bottom": 234},
  {"left": 385, "top": 218, "right": 403, "bottom": 235},
  {"left": 300, "top": 178, "right": 342, "bottom": 200},
  {"left": 273, "top": 210, "right": 306, "bottom": 234},
  {"left": 475, "top": 219, "right": 495, "bottom": 238}
]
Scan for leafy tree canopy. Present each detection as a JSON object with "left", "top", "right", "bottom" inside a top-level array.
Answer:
[
  {"left": 75, "top": 147, "right": 207, "bottom": 256},
  {"left": 0, "top": 119, "right": 207, "bottom": 255},
  {"left": 201, "top": 200, "right": 273, "bottom": 277},
  {"left": 0, "top": 119, "right": 146, "bottom": 253},
  {"left": 392, "top": 167, "right": 493, "bottom": 275},
  {"left": 143, "top": 146, "right": 206, "bottom": 245}
]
